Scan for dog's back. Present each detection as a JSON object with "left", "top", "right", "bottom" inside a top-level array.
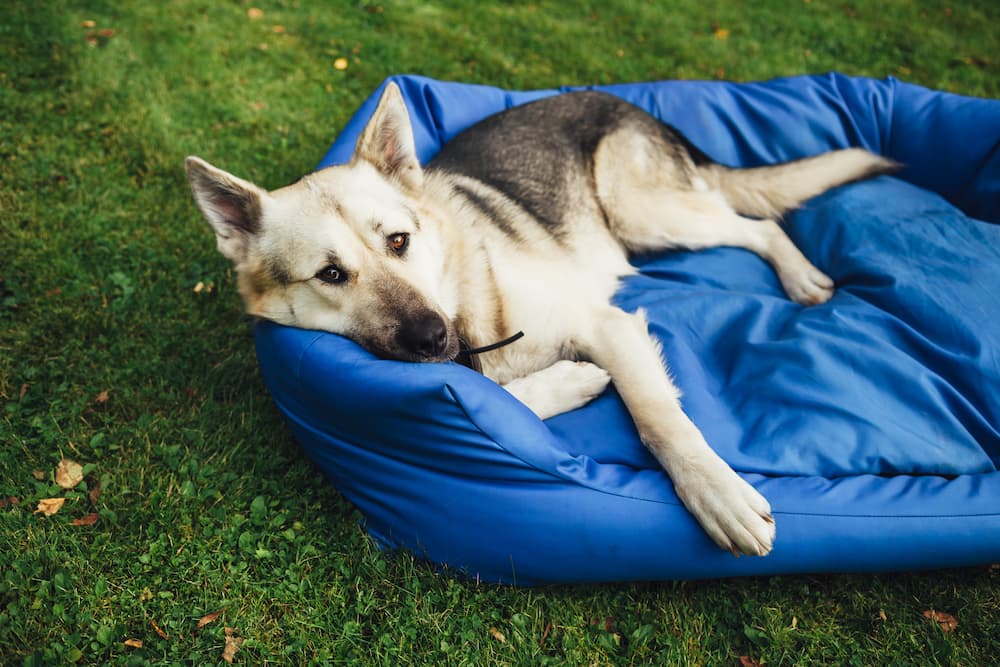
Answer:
[{"left": 429, "top": 91, "right": 896, "bottom": 241}]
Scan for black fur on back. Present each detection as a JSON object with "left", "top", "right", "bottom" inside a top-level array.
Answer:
[{"left": 428, "top": 91, "right": 713, "bottom": 234}]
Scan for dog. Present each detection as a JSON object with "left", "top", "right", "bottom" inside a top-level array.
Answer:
[{"left": 186, "top": 82, "right": 897, "bottom": 557}]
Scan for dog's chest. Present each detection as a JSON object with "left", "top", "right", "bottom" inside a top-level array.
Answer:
[{"left": 473, "top": 242, "right": 632, "bottom": 385}]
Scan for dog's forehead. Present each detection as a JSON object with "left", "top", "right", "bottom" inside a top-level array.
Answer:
[
  {"left": 300, "top": 163, "right": 413, "bottom": 229},
  {"left": 262, "top": 164, "right": 414, "bottom": 272}
]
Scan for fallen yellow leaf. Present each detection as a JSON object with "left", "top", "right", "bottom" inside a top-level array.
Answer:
[
  {"left": 223, "top": 627, "right": 243, "bottom": 663},
  {"left": 197, "top": 609, "right": 222, "bottom": 629},
  {"left": 151, "top": 619, "right": 169, "bottom": 640},
  {"left": 714, "top": 27, "right": 730, "bottom": 39},
  {"left": 124, "top": 639, "right": 143, "bottom": 648},
  {"left": 34, "top": 498, "right": 66, "bottom": 516},
  {"left": 333, "top": 57, "right": 349, "bottom": 70},
  {"left": 247, "top": 8, "right": 263, "bottom": 19},
  {"left": 55, "top": 459, "right": 84, "bottom": 489},
  {"left": 489, "top": 626, "right": 506, "bottom": 643}
]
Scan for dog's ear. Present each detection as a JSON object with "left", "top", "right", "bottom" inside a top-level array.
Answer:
[
  {"left": 354, "top": 81, "right": 423, "bottom": 193},
  {"left": 185, "top": 156, "right": 267, "bottom": 264}
]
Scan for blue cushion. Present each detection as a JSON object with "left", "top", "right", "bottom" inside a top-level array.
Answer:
[{"left": 256, "top": 74, "right": 1000, "bottom": 584}]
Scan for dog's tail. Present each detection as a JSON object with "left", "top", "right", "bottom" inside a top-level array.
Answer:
[{"left": 699, "top": 148, "right": 900, "bottom": 219}]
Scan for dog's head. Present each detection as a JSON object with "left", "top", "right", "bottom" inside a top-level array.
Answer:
[{"left": 186, "top": 83, "right": 459, "bottom": 362}]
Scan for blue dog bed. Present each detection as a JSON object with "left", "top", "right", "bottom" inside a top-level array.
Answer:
[{"left": 255, "top": 74, "right": 1000, "bottom": 584}]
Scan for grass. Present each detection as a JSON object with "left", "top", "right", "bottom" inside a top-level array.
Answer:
[{"left": 2, "top": 0, "right": 998, "bottom": 664}]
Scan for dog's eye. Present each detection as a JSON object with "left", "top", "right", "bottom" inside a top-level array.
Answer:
[
  {"left": 388, "top": 232, "right": 409, "bottom": 256},
  {"left": 315, "top": 265, "right": 347, "bottom": 285}
]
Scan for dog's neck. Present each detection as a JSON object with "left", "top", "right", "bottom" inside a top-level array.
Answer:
[{"left": 421, "top": 174, "right": 516, "bottom": 362}]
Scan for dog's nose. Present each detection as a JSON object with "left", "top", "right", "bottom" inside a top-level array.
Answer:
[{"left": 399, "top": 312, "right": 448, "bottom": 359}]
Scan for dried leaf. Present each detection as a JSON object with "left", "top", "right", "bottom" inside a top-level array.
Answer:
[
  {"left": 223, "top": 627, "right": 243, "bottom": 663},
  {"left": 272, "top": 25, "right": 286, "bottom": 34},
  {"left": 55, "top": 459, "right": 84, "bottom": 489},
  {"left": 193, "top": 281, "right": 205, "bottom": 293},
  {"left": 247, "top": 7, "right": 263, "bottom": 19},
  {"left": 32, "top": 469, "right": 46, "bottom": 480},
  {"left": 151, "top": 619, "right": 169, "bottom": 640},
  {"left": 489, "top": 626, "right": 506, "bottom": 643},
  {"left": 197, "top": 609, "right": 222, "bottom": 629},
  {"left": 72, "top": 513, "right": 99, "bottom": 526},
  {"left": 714, "top": 27, "right": 731, "bottom": 39},
  {"left": 98, "top": 28, "right": 115, "bottom": 39},
  {"left": 19, "top": 383, "right": 28, "bottom": 401},
  {"left": 34, "top": 497, "right": 66, "bottom": 516},
  {"left": 539, "top": 620, "right": 552, "bottom": 648},
  {"left": 0, "top": 496, "right": 19, "bottom": 509},
  {"left": 924, "top": 609, "right": 958, "bottom": 632},
  {"left": 333, "top": 57, "right": 349, "bottom": 70},
  {"left": 95, "top": 389, "right": 110, "bottom": 405},
  {"left": 89, "top": 480, "right": 102, "bottom": 506},
  {"left": 879, "top": 609, "right": 888, "bottom": 622},
  {"left": 124, "top": 638, "right": 143, "bottom": 648},
  {"left": 81, "top": 19, "right": 96, "bottom": 28}
]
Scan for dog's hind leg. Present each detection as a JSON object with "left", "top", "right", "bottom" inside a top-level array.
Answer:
[
  {"left": 574, "top": 307, "right": 776, "bottom": 556},
  {"left": 618, "top": 189, "right": 832, "bottom": 304},
  {"left": 594, "top": 132, "right": 834, "bottom": 305}
]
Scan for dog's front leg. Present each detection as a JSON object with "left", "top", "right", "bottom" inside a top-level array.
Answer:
[
  {"left": 502, "top": 360, "right": 612, "bottom": 420},
  {"left": 576, "top": 307, "right": 775, "bottom": 556}
]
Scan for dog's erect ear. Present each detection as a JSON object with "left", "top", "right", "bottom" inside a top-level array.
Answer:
[
  {"left": 185, "top": 156, "right": 268, "bottom": 264},
  {"left": 354, "top": 81, "right": 423, "bottom": 193}
]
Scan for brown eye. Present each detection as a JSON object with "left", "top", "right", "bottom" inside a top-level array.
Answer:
[
  {"left": 388, "top": 232, "right": 409, "bottom": 256},
  {"left": 316, "top": 265, "right": 347, "bottom": 285}
]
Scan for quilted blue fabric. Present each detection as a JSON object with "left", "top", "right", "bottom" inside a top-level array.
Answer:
[{"left": 256, "top": 74, "right": 1000, "bottom": 584}]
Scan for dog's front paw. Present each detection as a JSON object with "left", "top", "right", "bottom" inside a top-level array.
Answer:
[
  {"left": 503, "top": 360, "right": 611, "bottom": 420},
  {"left": 673, "top": 455, "right": 775, "bottom": 557},
  {"left": 781, "top": 264, "right": 835, "bottom": 306}
]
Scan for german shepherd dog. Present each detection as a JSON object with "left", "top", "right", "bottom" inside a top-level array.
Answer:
[{"left": 186, "top": 82, "right": 896, "bottom": 557}]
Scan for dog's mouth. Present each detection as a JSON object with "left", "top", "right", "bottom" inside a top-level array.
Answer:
[
  {"left": 363, "top": 312, "right": 524, "bottom": 368},
  {"left": 358, "top": 312, "right": 459, "bottom": 364},
  {"left": 396, "top": 311, "right": 458, "bottom": 362}
]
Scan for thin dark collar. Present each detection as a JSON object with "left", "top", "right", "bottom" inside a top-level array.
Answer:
[{"left": 455, "top": 331, "right": 525, "bottom": 373}]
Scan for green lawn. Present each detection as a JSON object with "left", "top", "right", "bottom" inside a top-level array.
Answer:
[{"left": 2, "top": 1, "right": 999, "bottom": 664}]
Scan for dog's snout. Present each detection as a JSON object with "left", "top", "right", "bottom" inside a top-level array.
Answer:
[{"left": 399, "top": 312, "right": 448, "bottom": 359}]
